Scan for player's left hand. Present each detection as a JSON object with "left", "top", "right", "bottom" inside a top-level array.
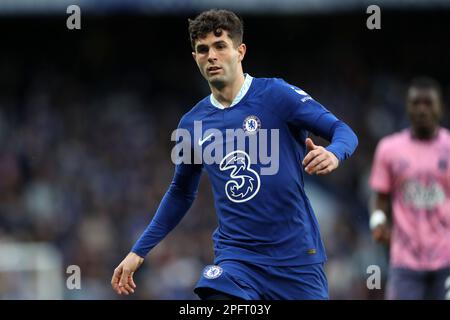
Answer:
[{"left": 302, "top": 138, "right": 339, "bottom": 175}]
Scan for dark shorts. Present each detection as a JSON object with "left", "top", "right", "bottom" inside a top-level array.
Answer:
[
  {"left": 194, "top": 260, "right": 329, "bottom": 300},
  {"left": 386, "top": 266, "right": 450, "bottom": 300}
]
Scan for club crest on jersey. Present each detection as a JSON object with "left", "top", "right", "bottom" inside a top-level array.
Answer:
[
  {"left": 243, "top": 115, "right": 261, "bottom": 134},
  {"left": 203, "top": 265, "right": 223, "bottom": 279}
]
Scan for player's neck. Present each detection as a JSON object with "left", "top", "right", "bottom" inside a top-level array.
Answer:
[
  {"left": 210, "top": 73, "right": 245, "bottom": 108},
  {"left": 410, "top": 126, "right": 439, "bottom": 140}
]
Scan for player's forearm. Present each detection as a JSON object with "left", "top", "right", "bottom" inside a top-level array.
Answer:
[
  {"left": 131, "top": 193, "right": 193, "bottom": 257},
  {"left": 322, "top": 119, "right": 358, "bottom": 162},
  {"left": 131, "top": 170, "right": 201, "bottom": 258},
  {"left": 368, "top": 192, "right": 391, "bottom": 233},
  {"left": 369, "top": 192, "right": 390, "bottom": 217}
]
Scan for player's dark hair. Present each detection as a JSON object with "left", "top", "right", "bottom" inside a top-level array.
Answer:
[
  {"left": 408, "top": 76, "right": 443, "bottom": 102},
  {"left": 188, "top": 9, "right": 243, "bottom": 51}
]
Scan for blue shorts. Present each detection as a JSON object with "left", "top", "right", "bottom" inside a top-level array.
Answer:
[
  {"left": 386, "top": 266, "right": 450, "bottom": 300},
  {"left": 194, "top": 260, "right": 329, "bottom": 300}
]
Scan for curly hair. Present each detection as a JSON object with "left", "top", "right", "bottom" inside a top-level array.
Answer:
[{"left": 188, "top": 9, "right": 244, "bottom": 51}]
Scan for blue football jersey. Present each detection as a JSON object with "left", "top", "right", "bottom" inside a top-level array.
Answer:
[{"left": 132, "top": 75, "right": 358, "bottom": 267}]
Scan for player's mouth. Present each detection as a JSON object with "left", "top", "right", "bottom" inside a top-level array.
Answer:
[
  {"left": 411, "top": 114, "right": 435, "bottom": 128},
  {"left": 207, "top": 66, "right": 222, "bottom": 74}
]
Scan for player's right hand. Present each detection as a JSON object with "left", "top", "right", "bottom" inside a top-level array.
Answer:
[
  {"left": 111, "top": 252, "right": 144, "bottom": 295},
  {"left": 303, "top": 138, "right": 339, "bottom": 175},
  {"left": 372, "top": 223, "right": 391, "bottom": 244}
]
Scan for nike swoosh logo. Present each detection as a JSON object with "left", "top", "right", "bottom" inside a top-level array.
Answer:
[{"left": 198, "top": 133, "right": 214, "bottom": 146}]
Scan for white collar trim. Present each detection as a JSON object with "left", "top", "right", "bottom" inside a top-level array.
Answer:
[{"left": 210, "top": 74, "right": 253, "bottom": 109}]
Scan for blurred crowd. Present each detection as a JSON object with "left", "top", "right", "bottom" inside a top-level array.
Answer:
[{"left": 0, "top": 13, "right": 449, "bottom": 299}]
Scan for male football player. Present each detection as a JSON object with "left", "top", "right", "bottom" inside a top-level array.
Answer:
[
  {"left": 112, "top": 9, "right": 358, "bottom": 300},
  {"left": 369, "top": 77, "right": 450, "bottom": 299}
]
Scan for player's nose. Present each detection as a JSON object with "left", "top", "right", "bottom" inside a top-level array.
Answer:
[
  {"left": 207, "top": 49, "right": 218, "bottom": 61},
  {"left": 415, "top": 103, "right": 431, "bottom": 117}
]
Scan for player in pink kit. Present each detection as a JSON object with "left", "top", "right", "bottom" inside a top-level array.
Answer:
[{"left": 369, "top": 77, "right": 450, "bottom": 300}]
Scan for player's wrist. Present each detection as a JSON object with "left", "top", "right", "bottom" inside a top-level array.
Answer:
[
  {"left": 129, "top": 251, "right": 145, "bottom": 261},
  {"left": 329, "top": 152, "right": 339, "bottom": 167},
  {"left": 369, "top": 209, "right": 387, "bottom": 230},
  {"left": 325, "top": 147, "right": 340, "bottom": 166}
]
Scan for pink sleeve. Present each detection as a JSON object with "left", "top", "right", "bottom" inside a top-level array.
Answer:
[{"left": 369, "top": 139, "right": 392, "bottom": 193}]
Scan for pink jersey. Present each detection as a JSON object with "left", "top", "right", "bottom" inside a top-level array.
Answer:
[{"left": 369, "top": 128, "right": 450, "bottom": 271}]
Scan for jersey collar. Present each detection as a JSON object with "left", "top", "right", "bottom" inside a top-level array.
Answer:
[{"left": 209, "top": 73, "right": 253, "bottom": 110}]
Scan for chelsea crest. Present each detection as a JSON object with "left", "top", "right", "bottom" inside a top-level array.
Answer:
[
  {"left": 203, "top": 265, "right": 223, "bottom": 279},
  {"left": 243, "top": 115, "right": 261, "bottom": 134}
]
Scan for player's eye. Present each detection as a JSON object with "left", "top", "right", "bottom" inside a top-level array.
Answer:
[
  {"left": 411, "top": 98, "right": 433, "bottom": 107},
  {"left": 216, "top": 43, "right": 226, "bottom": 49},
  {"left": 196, "top": 46, "right": 208, "bottom": 54}
]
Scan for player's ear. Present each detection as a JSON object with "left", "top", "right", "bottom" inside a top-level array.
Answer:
[
  {"left": 192, "top": 52, "right": 196, "bottom": 61},
  {"left": 237, "top": 43, "right": 246, "bottom": 62}
]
